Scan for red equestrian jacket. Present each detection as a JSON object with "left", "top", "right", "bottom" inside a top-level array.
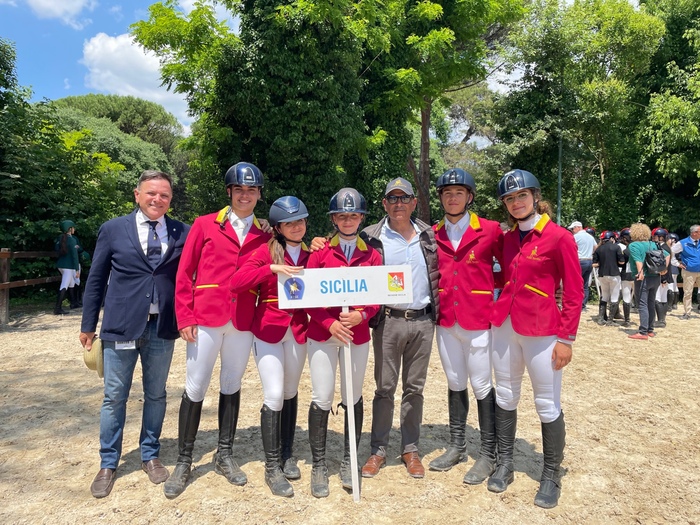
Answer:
[
  {"left": 175, "top": 207, "right": 271, "bottom": 330},
  {"left": 491, "top": 214, "right": 583, "bottom": 341},
  {"left": 434, "top": 212, "right": 504, "bottom": 331}
]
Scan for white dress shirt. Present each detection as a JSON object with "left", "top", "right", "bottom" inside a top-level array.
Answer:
[
  {"left": 444, "top": 213, "right": 471, "bottom": 250},
  {"left": 381, "top": 220, "right": 430, "bottom": 310},
  {"left": 229, "top": 212, "right": 253, "bottom": 243}
]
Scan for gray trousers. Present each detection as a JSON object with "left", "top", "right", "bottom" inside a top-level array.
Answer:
[{"left": 369, "top": 314, "right": 435, "bottom": 456}]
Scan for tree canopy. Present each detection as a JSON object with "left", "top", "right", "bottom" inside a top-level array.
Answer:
[{"left": 54, "top": 93, "right": 184, "bottom": 157}]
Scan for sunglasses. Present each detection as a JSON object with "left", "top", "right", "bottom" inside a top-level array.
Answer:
[{"left": 386, "top": 195, "right": 414, "bottom": 204}]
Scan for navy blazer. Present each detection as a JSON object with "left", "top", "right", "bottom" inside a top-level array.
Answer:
[{"left": 81, "top": 210, "right": 190, "bottom": 341}]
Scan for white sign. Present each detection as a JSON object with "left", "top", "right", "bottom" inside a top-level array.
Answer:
[{"left": 277, "top": 265, "right": 413, "bottom": 309}]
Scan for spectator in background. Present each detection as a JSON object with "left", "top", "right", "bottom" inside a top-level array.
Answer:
[
  {"left": 592, "top": 231, "right": 625, "bottom": 325},
  {"left": 627, "top": 223, "right": 669, "bottom": 340},
  {"left": 651, "top": 228, "right": 671, "bottom": 328},
  {"left": 667, "top": 233, "right": 681, "bottom": 310},
  {"left": 568, "top": 221, "right": 596, "bottom": 311},
  {"left": 671, "top": 225, "right": 700, "bottom": 320},
  {"left": 617, "top": 228, "right": 635, "bottom": 327},
  {"left": 54, "top": 220, "right": 81, "bottom": 315}
]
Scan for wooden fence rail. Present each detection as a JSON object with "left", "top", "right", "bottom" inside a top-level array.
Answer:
[{"left": 0, "top": 248, "right": 59, "bottom": 327}]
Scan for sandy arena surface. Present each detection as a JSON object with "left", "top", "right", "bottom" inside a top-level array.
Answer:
[{"left": 1, "top": 305, "right": 698, "bottom": 524}]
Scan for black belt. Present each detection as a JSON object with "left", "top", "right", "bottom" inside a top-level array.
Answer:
[
  {"left": 148, "top": 313, "right": 159, "bottom": 322},
  {"left": 384, "top": 305, "right": 432, "bottom": 320}
]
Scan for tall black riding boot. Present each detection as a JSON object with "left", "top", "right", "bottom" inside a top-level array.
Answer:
[
  {"left": 428, "top": 389, "right": 468, "bottom": 471},
  {"left": 597, "top": 301, "right": 607, "bottom": 325},
  {"left": 308, "top": 402, "right": 330, "bottom": 498},
  {"left": 607, "top": 302, "right": 620, "bottom": 326},
  {"left": 487, "top": 405, "right": 517, "bottom": 493},
  {"left": 164, "top": 392, "right": 203, "bottom": 498},
  {"left": 68, "top": 286, "right": 83, "bottom": 308},
  {"left": 214, "top": 391, "right": 247, "bottom": 486},
  {"left": 613, "top": 300, "right": 624, "bottom": 319},
  {"left": 261, "top": 405, "right": 294, "bottom": 497},
  {"left": 670, "top": 291, "right": 678, "bottom": 310},
  {"left": 464, "top": 388, "right": 497, "bottom": 484},
  {"left": 534, "top": 411, "right": 566, "bottom": 509},
  {"left": 281, "top": 394, "right": 300, "bottom": 480},
  {"left": 655, "top": 301, "right": 667, "bottom": 328},
  {"left": 622, "top": 302, "right": 631, "bottom": 327},
  {"left": 340, "top": 397, "right": 363, "bottom": 490},
  {"left": 54, "top": 288, "right": 68, "bottom": 315}
]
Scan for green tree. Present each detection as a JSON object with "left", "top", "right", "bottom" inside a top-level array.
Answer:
[
  {"left": 53, "top": 94, "right": 184, "bottom": 158},
  {"left": 375, "top": 0, "right": 524, "bottom": 221},
  {"left": 641, "top": 0, "right": 700, "bottom": 231},
  {"left": 484, "top": 0, "right": 663, "bottom": 229},
  {"left": 134, "top": 0, "right": 372, "bottom": 234},
  {"left": 55, "top": 106, "right": 173, "bottom": 206}
]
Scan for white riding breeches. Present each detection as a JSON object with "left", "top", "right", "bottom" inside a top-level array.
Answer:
[
  {"left": 307, "top": 338, "right": 369, "bottom": 411},
  {"left": 253, "top": 328, "right": 307, "bottom": 411},
  {"left": 599, "top": 275, "right": 621, "bottom": 303},
  {"left": 491, "top": 316, "right": 562, "bottom": 423},
  {"left": 436, "top": 324, "right": 492, "bottom": 399},
  {"left": 185, "top": 321, "right": 252, "bottom": 402}
]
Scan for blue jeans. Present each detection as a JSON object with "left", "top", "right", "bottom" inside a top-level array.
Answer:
[
  {"left": 580, "top": 259, "right": 593, "bottom": 308},
  {"left": 634, "top": 275, "right": 661, "bottom": 335},
  {"left": 99, "top": 319, "right": 175, "bottom": 469}
]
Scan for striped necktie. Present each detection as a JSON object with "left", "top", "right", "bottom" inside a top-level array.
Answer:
[{"left": 147, "top": 221, "right": 161, "bottom": 303}]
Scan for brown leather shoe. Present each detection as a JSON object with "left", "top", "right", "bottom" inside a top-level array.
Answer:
[
  {"left": 90, "top": 468, "right": 116, "bottom": 498},
  {"left": 142, "top": 459, "right": 170, "bottom": 484},
  {"left": 361, "top": 454, "right": 386, "bottom": 478},
  {"left": 401, "top": 452, "right": 425, "bottom": 479}
]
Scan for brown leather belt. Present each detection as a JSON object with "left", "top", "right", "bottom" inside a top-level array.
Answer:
[{"left": 384, "top": 305, "right": 432, "bottom": 320}]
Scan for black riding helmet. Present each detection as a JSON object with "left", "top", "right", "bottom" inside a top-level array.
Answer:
[
  {"left": 436, "top": 168, "right": 476, "bottom": 217},
  {"left": 497, "top": 169, "right": 541, "bottom": 222},
  {"left": 328, "top": 188, "right": 367, "bottom": 236},
  {"left": 224, "top": 162, "right": 264, "bottom": 188}
]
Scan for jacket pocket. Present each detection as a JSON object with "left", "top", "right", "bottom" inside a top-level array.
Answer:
[
  {"left": 195, "top": 284, "right": 219, "bottom": 289},
  {"left": 524, "top": 284, "right": 549, "bottom": 297},
  {"left": 470, "top": 290, "right": 493, "bottom": 295}
]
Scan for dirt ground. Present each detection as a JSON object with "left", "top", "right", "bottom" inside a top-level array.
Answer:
[{"left": 1, "top": 304, "right": 699, "bottom": 525}]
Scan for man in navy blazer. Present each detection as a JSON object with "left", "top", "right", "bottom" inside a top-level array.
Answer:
[{"left": 80, "top": 170, "right": 190, "bottom": 498}]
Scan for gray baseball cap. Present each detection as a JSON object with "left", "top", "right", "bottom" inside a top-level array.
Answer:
[{"left": 385, "top": 177, "right": 414, "bottom": 196}]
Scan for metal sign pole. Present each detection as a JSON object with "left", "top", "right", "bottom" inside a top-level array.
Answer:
[{"left": 341, "top": 305, "right": 361, "bottom": 502}]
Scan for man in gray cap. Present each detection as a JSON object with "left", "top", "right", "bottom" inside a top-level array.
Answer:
[{"left": 360, "top": 177, "right": 439, "bottom": 479}]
